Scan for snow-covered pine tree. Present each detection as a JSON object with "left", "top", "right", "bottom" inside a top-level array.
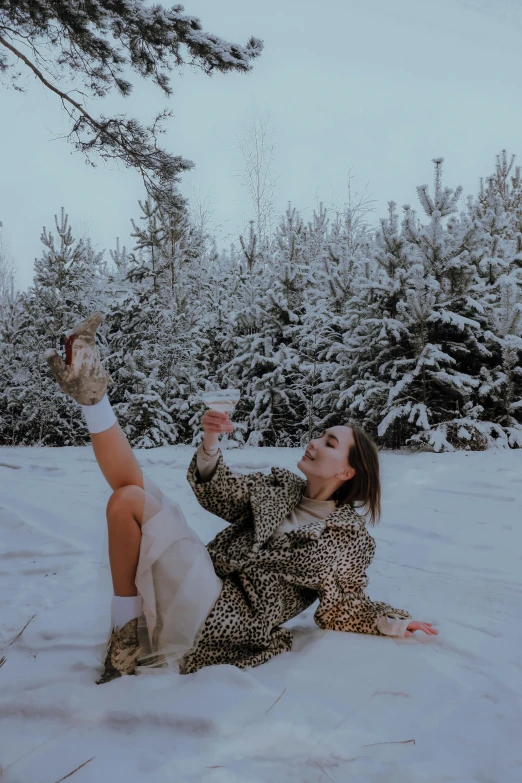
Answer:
[
  {"left": 154, "top": 198, "right": 211, "bottom": 441},
  {"left": 475, "top": 275, "right": 522, "bottom": 446},
  {"left": 221, "top": 207, "right": 313, "bottom": 446},
  {"left": 4, "top": 151, "right": 522, "bottom": 453},
  {"left": 0, "top": 209, "right": 108, "bottom": 445},
  {"left": 374, "top": 160, "right": 490, "bottom": 451},
  {"left": 106, "top": 266, "right": 179, "bottom": 448},
  {"left": 106, "top": 193, "right": 211, "bottom": 446},
  {"left": 0, "top": 223, "right": 17, "bottom": 316},
  {"left": 300, "top": 200, "right": 379, "bottom": 442},
  {"left": 116, "top": 349, "right": 176, "bottom": 449},
  {"left": 184, "top": 239, "right": 249, "bottom": 448},
  {"left": 215, "top": 222, "right": 270, "bottom": 446},
  {"left": 106, "top": 237, "right": 133, "bottom": 305},
  {"left": 0, "top": 226, "right": 19, "bottom": 443},
  {"left": 0, "top": 294, "right": 24, "bottom": 444},
  {"left": 319, "top": 199, "right": 415, "bottom": 446},
  {"left": 290, "top": 203, "right": 338, "bottom": 445},
  {"left": 128, "top": 198, "right": 163, "bottom": 294},
  {"left": 463, "top": 150, "right": 522, "bottom": 446}
]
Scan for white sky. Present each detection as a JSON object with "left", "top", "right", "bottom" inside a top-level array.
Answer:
[{"left": 2, "top": 0, "right": 522, "bottom": 290}]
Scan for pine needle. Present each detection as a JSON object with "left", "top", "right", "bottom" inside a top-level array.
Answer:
[
  {"left": 53, "top": 757, "right": 95, "bottom": 783},
  {"left": 7, "top": 613, "right": 38, "bottom": 646},
  {"left": 314, "top": 760, "right": 337, "bottom": 781},
  {"left": 0, "top": 657, "right": 5, "bottom": 668},
  {"left": 265, "top": 687, "right": 286, "bottom": 714},
  {"left": 361, "top": 738, "right": 415, "bottom": 747}
]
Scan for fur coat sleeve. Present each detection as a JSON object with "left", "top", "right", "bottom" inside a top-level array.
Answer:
[
  {"left": 186, "top": 449, "right": 263, "bottom": 525},
  {"left": 310, "top": 527, "right": 412, "bottom": 635}
]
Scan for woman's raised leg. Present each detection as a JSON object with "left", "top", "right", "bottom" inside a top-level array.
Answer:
[
  {"left": 105, "top": 484, "right": 145, "bottom": 596},
  {"left": 90, "top": 422, "right": 144, "bottom": 492},
  {"left": 45, "top": 312, "right": 148, "bottom": 682}
]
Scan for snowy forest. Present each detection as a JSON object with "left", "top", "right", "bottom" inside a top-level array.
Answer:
[{"left": 1, "top": 151, "right": 522, "bottom": 453}]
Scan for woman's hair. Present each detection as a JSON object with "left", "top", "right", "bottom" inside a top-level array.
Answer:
[{"left": 331, "top": 422, "right": 381, "bottom": 526}]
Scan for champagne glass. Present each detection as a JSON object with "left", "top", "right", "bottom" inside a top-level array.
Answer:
[
  {"left": 201, "top": 388, "right": 241, "bottom": 413},
  {"left": 201, "top": 388, "right": 240, "bottom": 447}
]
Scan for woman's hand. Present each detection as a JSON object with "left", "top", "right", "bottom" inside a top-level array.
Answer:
[
  {"left": 405, "top": 621, "right": 438, "bottom": 637},
  {"left": 201, "top": 410, "right": 236, "bottom": 435},
  {"left": 201, "top": 410, "right": 236, "bottom": 452}
]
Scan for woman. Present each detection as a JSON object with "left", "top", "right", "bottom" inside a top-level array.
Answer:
[{"left": 45, "top": 313, "right": 438, "bottom": 684}]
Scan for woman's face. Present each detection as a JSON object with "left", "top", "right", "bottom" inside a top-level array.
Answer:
[{"left": 297, "top": 426, "right": 355, "bottom": 481}]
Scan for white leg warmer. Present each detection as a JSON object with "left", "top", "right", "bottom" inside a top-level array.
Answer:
[
  {"left": 111, "top": 594, "right": 143, "bottom": 630},
  {"left": 81, "top": 394, "right": 117, "bottom": 434}
]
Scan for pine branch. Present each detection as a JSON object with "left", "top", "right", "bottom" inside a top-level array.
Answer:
[{"left": 0, "top": 2, "right": 263, "bottom": 204}]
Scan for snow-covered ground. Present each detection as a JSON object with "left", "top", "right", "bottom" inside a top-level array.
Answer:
[{"left": 1, "top": 443, "right": 521, "bottom": 783}]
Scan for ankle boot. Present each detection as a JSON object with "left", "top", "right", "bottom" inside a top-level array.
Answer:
[
  {"left": 96, "top": 617, "right": 140, "bottom": 685},
  {"left": 44, "top": 312, "right": 109, "bottom": 405}
]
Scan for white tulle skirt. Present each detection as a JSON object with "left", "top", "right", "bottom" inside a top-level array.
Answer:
[{"left": 133, "top": 475, "right": 223, "bottom": 674}]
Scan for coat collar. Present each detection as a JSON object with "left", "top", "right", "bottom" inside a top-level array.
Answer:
[{"left": 249, "top": 466, "right": 365, "bottom": 551}]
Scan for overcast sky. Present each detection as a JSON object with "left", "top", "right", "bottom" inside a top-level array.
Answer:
[{"left": 2, "top": 0, "right": 522, "bottom": 290}]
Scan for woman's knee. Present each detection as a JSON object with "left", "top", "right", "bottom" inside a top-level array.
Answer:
[{"left": 106, "top": 485, "right": 145, "bottom": 526}]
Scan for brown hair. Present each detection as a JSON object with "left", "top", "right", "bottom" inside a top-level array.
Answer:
[{"left": 331, "top": 422, "right": 381, "bottom": 526}]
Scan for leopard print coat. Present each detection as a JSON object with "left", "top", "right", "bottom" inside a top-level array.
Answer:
[{"left": 179, "top": 450, "right": 411, "bottom": 675}]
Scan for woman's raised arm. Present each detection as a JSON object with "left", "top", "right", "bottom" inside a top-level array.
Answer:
[{"left": 187, "top": 410, "right": 264, "bottom": 525}]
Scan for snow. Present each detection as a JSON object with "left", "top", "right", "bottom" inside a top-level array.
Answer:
[{"left": 1, "top": 443, "right": 521, "bottom": 782}]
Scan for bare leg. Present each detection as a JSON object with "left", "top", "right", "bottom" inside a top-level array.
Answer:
[
  {"left": 106, "top": 485, "right": 146, "bottom": 596},
  {"left": 97, "top": 483, "right": 146, "bottom": 684},
  {"left": 91, "top": 421, "right": 144, "bottom": 491}
]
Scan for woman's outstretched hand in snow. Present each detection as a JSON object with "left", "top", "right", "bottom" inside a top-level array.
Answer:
[{"left": 405, "top": 621, "right": 438, "bottom": 637}]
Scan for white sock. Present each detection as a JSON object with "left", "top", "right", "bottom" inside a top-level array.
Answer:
[
  {"left": 81, "top": 394, "right": 117, "bottom": 434},
  {"left": 111, "top": 594, "right": 143, "bottom": 630}
]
